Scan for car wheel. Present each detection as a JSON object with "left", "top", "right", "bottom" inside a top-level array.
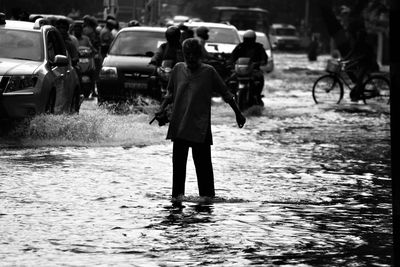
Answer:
[{"left": 45, "top": 89, "right": 56, "bottom": 114}]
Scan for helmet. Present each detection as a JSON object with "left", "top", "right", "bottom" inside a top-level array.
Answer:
[
  {"left": 196, "top": 26, "right": 209, "bottom": 40},
  {"left": 165, "top": 26, "right": 181, "bottom": 43},
  {"left": 243, "top": 29, "right": 256, "bottom": 43},
  {"left": 128, "top": 19, "right": 140, "bottom": 27},
  {"left": 106, "top": 19, "right": 117, "bottom": 28}
]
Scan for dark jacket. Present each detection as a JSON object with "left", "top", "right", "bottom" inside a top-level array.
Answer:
[
  {"left": 230, "top": 42, "right": 268, "bottom": 67},
  {"left": 150, "top": 42, "right": 184, "bottom": 67}
]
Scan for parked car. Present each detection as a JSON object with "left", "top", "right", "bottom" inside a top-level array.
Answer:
[
  {"left": 96, "top": 26, "right": 166, "bottom": 103},
  {"left": 0, "top": 15, "right": 81, "bottom": 118},
  {"left": 269, "top": 23, "right": 300, "bottom": 50},
  {"left": 238, "top": 30, "right": 274, "bottom": 73}
]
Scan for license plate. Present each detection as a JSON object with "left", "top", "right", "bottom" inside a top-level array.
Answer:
[
  {"left": 124, "top": 82, "right": 147, "bottom": 90},
  {"left": 79, "top": 58, "right": 90, "bottom": 63}
]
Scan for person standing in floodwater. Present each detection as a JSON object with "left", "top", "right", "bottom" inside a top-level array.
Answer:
[{"left": 154, "top": 38, "right": 246, "bottom": 203}]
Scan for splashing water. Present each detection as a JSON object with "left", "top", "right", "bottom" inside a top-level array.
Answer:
[{"left": 1, "top": 100, "right": 167, "bottom": 148}]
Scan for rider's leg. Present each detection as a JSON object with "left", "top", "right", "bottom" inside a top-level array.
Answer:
[
  {"left": 350, "top": 67, "right": 367, "bottom": 101},
  {"left": 253, "top": 70, "right": 265, "bottom": 105}
]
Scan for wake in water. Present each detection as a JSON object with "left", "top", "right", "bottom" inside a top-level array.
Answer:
[{"left": 0, "top": 99, "right": 166, "bottom": 147}]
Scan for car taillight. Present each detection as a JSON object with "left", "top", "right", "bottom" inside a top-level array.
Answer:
[{"left": 4, "top": 75, "right": 38, "bottom": 92}]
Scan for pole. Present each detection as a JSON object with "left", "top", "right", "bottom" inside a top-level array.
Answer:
[{"left": 304, "top": 0, "right": 309, "bottom": 29}]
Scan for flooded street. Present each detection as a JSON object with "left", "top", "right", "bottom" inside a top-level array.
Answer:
[{"left": 0, "top": 53, "right": 392, "bottom": 266}]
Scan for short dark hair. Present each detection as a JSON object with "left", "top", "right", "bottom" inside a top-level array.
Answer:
[
  {"left": 182, "top": 38, "right": 202, "bottom": 56},
  {"left": 55, "top": 18, "right": 70, "bottom": 29}
]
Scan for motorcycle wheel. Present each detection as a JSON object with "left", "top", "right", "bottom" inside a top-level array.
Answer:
[{"left": 237, "top": 87, "right": 249, "bottom": 111}]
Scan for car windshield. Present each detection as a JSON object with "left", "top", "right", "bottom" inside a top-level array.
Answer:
[
  {"left": 193, "top": 27, "right": 240, "bottom": 44},
  {"left": 0, "top": 29, "right": 43, "bottom": 61},
  {"left": 209, "top": 28, "right": 241, "bottom": 44},
  {"left": 275, "top": 28, "right": 297, "bottom": 36},
  {"left": 109, "top": 30, "right": 165, "bottom": 56}
]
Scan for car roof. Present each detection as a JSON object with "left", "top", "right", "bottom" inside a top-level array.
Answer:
[
  {"left": 238, "top": 30, "right": 267, "bottom": 37},
  {"left": 29, "top": 14, "right": 73, "bottom": 22},
  {"left": 184, "top": 21, "right": 238, "bottom": 30},
  {"left": 118, "top": 26, "right": 167, "bottom": 33},
  {"left": 212, "top": 6, "right": 269, "bottom": 13},
  {"left": 1, "top": 20, "right": 42, "bottom": 32},
  {"left": 271, "top": 23, "right": 296, "bottom": 29}
]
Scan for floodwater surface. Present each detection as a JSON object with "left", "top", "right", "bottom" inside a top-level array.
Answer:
[{"left": 0, "top": 54, "right": 392, "bottom": 266}]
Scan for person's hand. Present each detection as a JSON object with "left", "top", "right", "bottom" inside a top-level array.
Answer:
[
  {"left": 236, "top": 112, "right": 246, "bottom": 128},
  {"left": 154, "top": 110, "right": 169, "bottom": 126}
]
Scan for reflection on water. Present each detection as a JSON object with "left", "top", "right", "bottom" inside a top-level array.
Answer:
[{"left": 0, "top": 54, "right": 392, "bottom": 266}]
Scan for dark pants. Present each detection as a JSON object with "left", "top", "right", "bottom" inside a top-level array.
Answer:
[{"left": 172, "top": 139, "right": 215, "bottom": 198}]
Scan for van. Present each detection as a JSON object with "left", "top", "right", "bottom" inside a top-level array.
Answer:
[
  {"left": 269, "top": 23, "right": 300, "bottom": 50},
  {"left": 208, "top": 6, "right": 270, "bottom": 35}
]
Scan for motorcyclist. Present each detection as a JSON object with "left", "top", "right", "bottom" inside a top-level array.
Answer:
[
  {"left": 72, "top": 22, "right": 98, "bottom": 98},
  {"left": 128, "top": 19, "right": 141, "bottom": 27},
  {"left": 149, "top": 26, "right": 184, "bottom": 67},
  {"left": 195, "top": 26, "right": 230, "bottom": 82},
  {"left": 149, "top": 26, "right": 184, "bottom": 100},
  {"left": 55, "top": 18, "right": 81, "bottom": 112},
  {"left": 99, "top": 19, "right": 116, "bottom": 59},
  {"left": 195, "top": 26, "right": 214, "bottom": 61},
  {"left": 82, "top": 15, "right": 101, "bottom": 91},
  {"left": 178, "top": 23, "right": 194, "bottom": 43},
  {"left": 72, "top": 23, "right": 97, "bottom": 53},
  {"left": 55, "top": 18, "right": 79, "bottom": 67},
  {"left": 230, "top": 29, "right": 268, "bottom": 105},
  {"left": 82, "top": 15, "right": 100, "bottom": 51}
]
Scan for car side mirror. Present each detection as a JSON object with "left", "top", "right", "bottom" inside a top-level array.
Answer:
[{"left": 52, "top": 55, "right": 69, "bottom": 67}]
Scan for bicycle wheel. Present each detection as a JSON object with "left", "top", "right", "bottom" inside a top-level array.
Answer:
[
  {"left": 312, "top": 74, "right": 344, "bottom": 104},
  {"left": 362, "top": 75, "right": 390, "bottom": 105}
]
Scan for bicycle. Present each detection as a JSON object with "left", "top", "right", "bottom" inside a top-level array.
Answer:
[{"left": 312, "top": 58, "right": 390, "bottom": 105}]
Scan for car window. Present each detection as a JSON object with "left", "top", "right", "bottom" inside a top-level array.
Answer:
[
  {"left": 192, "top": 27, "right": 240, "bottom": 44},
  {"left": 109, "top": 31, "right": 165, "bottom": 56},
  {"left": 0, "top": 29, "right": 43, "bottom": 61},
  {"left": 275, "top": 28, "right": 297, "bottom": 36}
]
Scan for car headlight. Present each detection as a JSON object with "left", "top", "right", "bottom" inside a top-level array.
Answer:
[
  {"left": 5, "top": 75, "right": 38, "bottom": 93},
  {"left": 99, "top": 67, "right": 118, "bottom": 80}
]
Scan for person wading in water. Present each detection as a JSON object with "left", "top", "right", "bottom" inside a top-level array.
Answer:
[{"left": 153, "top": 38, "right": 246, "bottom": 205}]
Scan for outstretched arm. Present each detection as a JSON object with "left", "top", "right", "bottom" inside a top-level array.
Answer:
[
  {"left": 212, "top": 67, "right": 246, "bottom": 128},
  {"left": 227, "top": 96, "right": 246, "bottom": 128}
]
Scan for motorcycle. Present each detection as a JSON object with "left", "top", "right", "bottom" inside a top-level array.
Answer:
[
  {"left": 227, "top": 57, "right": 263, "bottom": 111},
  {"left": 77, "top": 46, "right": 96, "bottom": 98}
]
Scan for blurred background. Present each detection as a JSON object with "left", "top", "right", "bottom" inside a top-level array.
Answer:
[{"left": 0, "top": 0, "right": 390, "bottom": 67}]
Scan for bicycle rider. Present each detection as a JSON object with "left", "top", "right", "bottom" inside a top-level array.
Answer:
[{"left": 342, "top": 24, "right": 379, "bottom": 101}]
